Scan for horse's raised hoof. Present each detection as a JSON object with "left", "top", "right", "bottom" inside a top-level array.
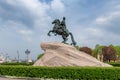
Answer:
[
  {"left": 73, "top": 42, "right": 77, "bottom": 46},
  {"left": 71, "top": 42, "right": 76, "bottom": 46},
  {"left": 47, "top": 33, "right": 51, "bottom": 36}
]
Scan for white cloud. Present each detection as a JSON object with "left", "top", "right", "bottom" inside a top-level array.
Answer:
[
  {"left": 116, "top": 5, "right": 120, "bottom": 8},
  {"left": 19, "top": 0, "right": 50, "bottom": 17},
  {"left": 5, "top": 0, "right": 50, "bottom": 14},
  {"left": 96, "top": 16, "right": 108, "bottom": 24},
  {"left": 94, "top": 10, "right": 120, "bottom": 35},
  {"left": 95, "top": 11, "right": 120, "bottom": 25},
  {"left": 0, "top": 0, "right": 52, "bottom": 59},
  {"left": 19, "top": 30, "right": 33, "bottom": 35},
  {"left": 85, "top": 28, "right": 103, "bottom": 37},
  {"left": 18, "top": 29, "right": 34, "bottom": 42},
  {"left": 50, "top": 0, "right": 65, "bottom": 15}
]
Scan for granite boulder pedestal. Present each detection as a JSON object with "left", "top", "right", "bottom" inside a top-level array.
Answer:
[{"left": 33, "top": 42, "right": 111, "bottom": 67}]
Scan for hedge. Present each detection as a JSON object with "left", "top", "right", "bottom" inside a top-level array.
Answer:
[
  {"left": 0, "top": 62, "right": 34, "bottom": 66},
  {"left": 0, "top": 66, "right": 120, "bottom": 79},
  {"left": 108, "top": 62, "right": 120, "bottom": 67}
]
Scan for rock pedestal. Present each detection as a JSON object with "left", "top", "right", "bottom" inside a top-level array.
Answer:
[{"left": 33, "top": 42, "right": 111, "bottom": 67}]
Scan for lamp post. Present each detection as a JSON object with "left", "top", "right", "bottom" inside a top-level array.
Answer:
[
  {"left": 17, "top": 50, "right": 19, "bottom": 62},
  {"left": 5, "top": 53, "right": 8, "bottom": 62},
  {"left": 25, "top": 49, "right": 30, "bottom": 62}
]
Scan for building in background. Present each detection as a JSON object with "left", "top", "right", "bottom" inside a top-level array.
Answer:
[{"left": 0, "top": 54, "right": 5, "bottom": 63}]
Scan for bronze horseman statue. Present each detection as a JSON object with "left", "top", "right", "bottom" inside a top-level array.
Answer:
[{"left": 47, "top": 17, "right": 77, "bottom": 46}]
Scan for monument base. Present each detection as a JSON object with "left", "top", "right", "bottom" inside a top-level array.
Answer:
[{"left": 33, "top": 42, "right": 112, "bottom": 67}]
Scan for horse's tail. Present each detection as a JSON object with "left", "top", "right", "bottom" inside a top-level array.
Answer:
[{"left": 69, "top": 32, "right": 77, "bottom": 46}]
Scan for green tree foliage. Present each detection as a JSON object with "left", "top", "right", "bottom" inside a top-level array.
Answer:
[
  {"left": 111, "top": 46, "right": 120, "bottom": 59},
  {"left": 93, "top": 44, "right": 104, "bottom": 58},
  {"left": 74, "top": 45, "right": 80, "bottom": 50},
  {"left": 37, "top": 53, "right": 44, "bottom": 60}
]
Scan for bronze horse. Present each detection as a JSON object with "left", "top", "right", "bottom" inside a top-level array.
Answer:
[{"left": 47, "top": 19, "right": 76, "bottom": 46}]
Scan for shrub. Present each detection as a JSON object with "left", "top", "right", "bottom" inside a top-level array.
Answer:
[
  {"left": 108, "top": 62, "right": 120, "bottom": 67},
  {"left": 0, "top": 66, "right": 120, "bottom": 79},
  {"left": 37, "top": 53, "right": 44, "bottom": 60},
  {"left": 0, "top": 62, "right": 34, "bottom": 66},
  {"left": 79, "top": 47, "right": 92, "bottom": 56}
]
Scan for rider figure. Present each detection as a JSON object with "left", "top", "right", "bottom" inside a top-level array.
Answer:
[{"left": 60, "top": 17, "right": 67, "bottom": 34}]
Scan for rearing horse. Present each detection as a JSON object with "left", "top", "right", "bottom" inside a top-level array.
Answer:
[{"left": 47, "top": 19, "right": 76, "bottom": 46}]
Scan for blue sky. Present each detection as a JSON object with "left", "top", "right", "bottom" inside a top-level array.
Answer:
[{"left": 0, "top": 0, "right": 120, "bottom": 60}]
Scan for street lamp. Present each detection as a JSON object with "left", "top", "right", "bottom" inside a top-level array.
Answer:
[
  {"left": 25, "top": 49, "right": 30, "bottom": 62},
  {"left": 17, "top": 50, "right": 20, "bottom": 62}
]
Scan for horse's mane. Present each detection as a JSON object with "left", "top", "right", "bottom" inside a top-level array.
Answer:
[{"left": 55, "top": 19, "right": 60, "bottom": 24}]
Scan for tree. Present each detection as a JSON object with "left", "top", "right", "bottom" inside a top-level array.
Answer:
[
  {"left": 111, "top": 46, "right": 120, "bottom": 59},
  {"left": 102, "top": 46, "right": 116, "bottom": 62},
  {"left": 79, "top": 47, "right": 92, "bottom": 56},
  {"left": 93, "top": 44, "right": 103, "bottom": 58}
]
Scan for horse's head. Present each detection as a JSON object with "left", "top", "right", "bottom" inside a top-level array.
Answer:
[{"left": 52, "top": 19, "right": 60, "bottom": 25}]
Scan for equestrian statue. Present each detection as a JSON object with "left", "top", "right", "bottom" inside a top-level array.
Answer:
[{"left": 47, "top": 17, "right": 77, "bottom": 46}]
